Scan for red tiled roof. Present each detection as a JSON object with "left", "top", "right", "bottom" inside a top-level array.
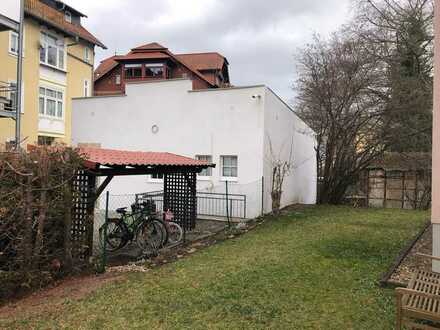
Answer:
[
  {"left": 95, "top": 56, "right": 119, "bottom": 80},
  {"left": 176, "top": 53, "right": 227, "bottom": 71},
  {"left": 79, "top": 147, "right": 212, "bottom": 168},
  {"left": 24, "top": 0, "right": 106, "bottom": 49},
  {"left": 94, "top": 42, "right": 217, "bottom": 87},
  {"left": 132, "top": 42, "right": 168, "bottom": 52},
  {"left": 115, "top": 52, "right": 171, "bottom": 61},
  {"left": 95, "top": 52, "right": 171, "bottom": 80}
]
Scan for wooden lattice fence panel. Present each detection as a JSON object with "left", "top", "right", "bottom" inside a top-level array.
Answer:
[
  {"left": 72, "top": 170, "right": 96, "bottom": 260},
  {"left": 164, "top": 172, "right": 197, "bottom": 231}
]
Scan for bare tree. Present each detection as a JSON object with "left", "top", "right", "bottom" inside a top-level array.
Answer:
[
  {"left": 266, "top": 136, "right": 294, "bottom": 215},
  {"left": 295, "top": 33, "right": 390, "bottom": 204}
]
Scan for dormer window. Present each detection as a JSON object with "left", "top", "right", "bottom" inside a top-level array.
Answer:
[
  {"left": 64, "top": 11, "right": 72, "bottom": 23},
  {"left": 124, "top": 64, "right": 142, "bottom": 79},
  {"left": 145, "top": 64, "right": 164, "bottom": 78}
]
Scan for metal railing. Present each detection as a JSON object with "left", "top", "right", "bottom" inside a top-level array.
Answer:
[
  {"left": 135, "top": 191, "right": 164, "bottom": 214},
  {"left": 0, "top": 81, "right": 15, "bottom": 112},
  {"left": 197, "top": 192, "right": 246, "bottom": 219},
  {"left": 136, "top": 191, "right": 247, "bottom": 219}
]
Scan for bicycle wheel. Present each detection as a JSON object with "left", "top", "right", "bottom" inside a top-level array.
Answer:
[
  {"left": 167, "top": 222, "right": 183, "bottom": 245},
  {"left": 152, "top": 218, "right": 169, "bottom": 246},
  {"left": 135, "top": 220, "right": 164, "bottom": 251},
  {"left": 99, "top": 218, "right": 128, "bottom": 252}
]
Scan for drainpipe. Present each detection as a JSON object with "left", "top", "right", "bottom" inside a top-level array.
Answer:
[{"left": 15, "top": 0, "right": 24, "bottom": 150}]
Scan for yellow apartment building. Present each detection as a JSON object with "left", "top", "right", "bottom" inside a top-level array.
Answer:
[{"left": 0, "top": 0, "right": 105, "bottom": 147}]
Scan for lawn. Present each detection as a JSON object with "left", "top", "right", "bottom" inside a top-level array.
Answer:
[{"left": 1, "top": 206, "right": 429, "bottom": 329}]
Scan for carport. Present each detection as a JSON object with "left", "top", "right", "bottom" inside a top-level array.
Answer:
[{"left": 72, "top": 147, "right": 215, "bottom": 258}]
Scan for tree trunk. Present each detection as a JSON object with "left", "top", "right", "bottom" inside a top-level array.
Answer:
[{"left": 271, "top": 191, "right": 282, "bottom": 215}]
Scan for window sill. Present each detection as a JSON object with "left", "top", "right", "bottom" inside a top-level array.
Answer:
[
  {"left": 8, "top": 51, "right": 25, "bottom": 58},
  {"left": 220, "top": 177, "right": 238, "bottom": 183},
  {"left": 40, "top": 62, "right": 67, "bottom": 73},
  {"left": 197, "top": 176, "right": 212, "bottom": 181},
  {"left": 39, "top": 114, "right": 64, "bottom": 121},
  {"left": 148, "top": 179, "right": 164, "bottom": 184},
  {"left": 125, "top": 77, "right": 166, "bottom": 81}
]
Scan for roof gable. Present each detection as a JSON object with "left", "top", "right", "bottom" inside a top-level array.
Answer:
[
  {"left": 94, "top": 42, "right": 217, "bottom": 87},
  {"left": 95, "top": 56, "right": 119, "bottom": 81},
  {"left": 24, "top": 0, "right": 106, "bottom": 49},
  {"left": 131, "top": 42, "right": 168, "bottom": 52}
]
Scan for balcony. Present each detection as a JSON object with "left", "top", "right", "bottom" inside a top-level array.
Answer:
[{"left": 0, "top": 81, "right": 16, "bottom": 119}]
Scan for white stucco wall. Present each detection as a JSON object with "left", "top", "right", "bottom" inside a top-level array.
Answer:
[
  {"left": 262, "top": 88, "right": 317, "bottom": 214},
  {"left": 0, "top": 0, "right": 20, "bottom": 24},
  {"left": 73, "top": 79, "right": 267, "bottom": 218},
  {"left": 72, "top": 79, "right": 316, "bottom": 219}
]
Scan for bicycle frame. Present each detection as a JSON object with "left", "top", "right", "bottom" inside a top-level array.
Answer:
[{"left": 116, "top": 207, "right": 155, "bottom": 240}]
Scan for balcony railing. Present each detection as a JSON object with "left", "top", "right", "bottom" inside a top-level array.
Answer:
[
  {"left": 24, "top": 0, "right": 66, "bottom": 29},
  {"left": 0, "top": 81, "right": 16, "bottom": 117}
]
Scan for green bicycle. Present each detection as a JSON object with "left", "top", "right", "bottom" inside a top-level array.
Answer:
[{"left": 99, "top": 201, "right": 168, "bottom": 253}]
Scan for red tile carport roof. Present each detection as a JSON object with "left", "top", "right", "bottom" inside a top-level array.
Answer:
[{"left": 79, "top": 147, "right": 212, "bottom": 168}]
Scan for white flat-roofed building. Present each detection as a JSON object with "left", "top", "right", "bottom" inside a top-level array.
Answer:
[{"left": 72, "top": 79, "right": 317, "bottom": 219}]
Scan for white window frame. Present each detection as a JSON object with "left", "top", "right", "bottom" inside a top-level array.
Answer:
[
  {"left": 9, "top": 28, "right": 25, "bottom": 57},
  {"left": 64, "top": 11, "right": 72, "bottom": 23},
  {"left": 39, "top": 86, "right": 65, "bottom": 120},
  {"left": 40, "top": 31, "right": 66, "bottom": 71},
  {"left": 9, "top": 31, "right": 18, "bottom": 55},
  {"left": 148, "top": 173, "right": 164, "bottom": 183},
  {"left": 84, "top": 79, "right": 90, "bottom": 97},
  {"left": 220, "top": 155, "right": 238, "bottom": 182},
  {"left": 84, "top": 47, "right": 90, "bottom": 62},
  {"left": 115, "top": 74, "right": 121, "bottom": 85},
  {"left": 196, "top": 155, "right": 213, "bottom": 180}
]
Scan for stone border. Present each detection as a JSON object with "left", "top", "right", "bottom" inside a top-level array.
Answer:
[{"left": 379, "top": 220, "right": 431, "bottom": 287}]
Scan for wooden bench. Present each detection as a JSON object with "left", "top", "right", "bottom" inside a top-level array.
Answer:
[{"left": 396, "top": 254, "right": 440, "bottom": 329}]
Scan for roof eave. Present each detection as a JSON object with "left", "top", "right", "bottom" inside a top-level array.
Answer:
[
  {"left": 24, "top": 11, "right": 107, "bottom": 49},
  {"left": 55, "top": 0, "right": 88, "bottom": 18},
  {"left": 94, "top": 64, "right": 119, "bottom": 82}
]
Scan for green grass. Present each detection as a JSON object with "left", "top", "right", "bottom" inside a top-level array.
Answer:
[{"left": 1, "top": 206, "right": 429, "bottom": 329}]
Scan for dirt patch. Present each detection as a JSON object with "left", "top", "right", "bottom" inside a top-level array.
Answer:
[
  {"left": 389, "top": 224, "right": 432, "bottom": 285},
  {"left": 0, "top": 272, "right": 125, "bottom": 320}
]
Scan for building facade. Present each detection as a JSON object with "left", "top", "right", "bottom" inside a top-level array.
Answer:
[
  {"left": 0, "top": 0, "right": 105, "bottom": 147},
  {"left": 94, "top": 42, "right": 230, "bottom": 96},
  {"left": 72, "top": 79, "right": 317, "bottom": 219}
]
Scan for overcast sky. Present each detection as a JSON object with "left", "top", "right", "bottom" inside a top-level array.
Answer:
[{"left": 66, "top": 0, "right": 352, "bottom": 102}]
